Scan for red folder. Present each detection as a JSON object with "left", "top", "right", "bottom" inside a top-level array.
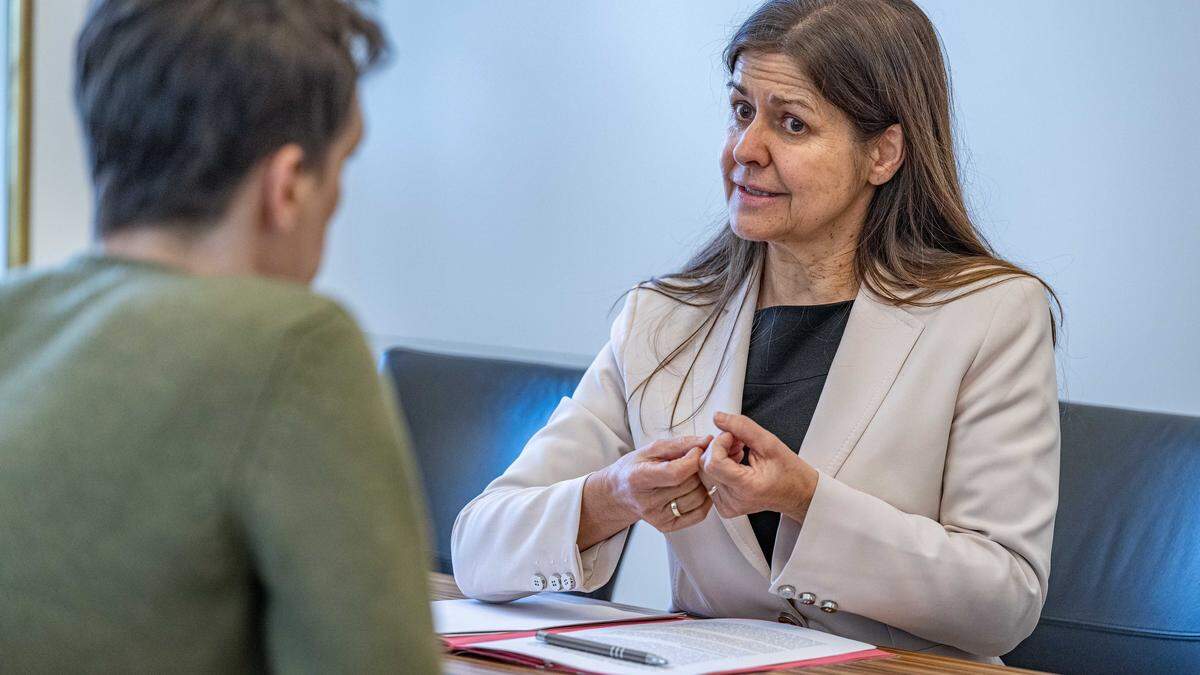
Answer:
[{"left": 442, "top": 616, "right": 893, "bottom": 673}]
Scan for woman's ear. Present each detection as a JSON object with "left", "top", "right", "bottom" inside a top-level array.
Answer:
[{"left": 868, "top": 124, "right": 905, "bottom": 186}]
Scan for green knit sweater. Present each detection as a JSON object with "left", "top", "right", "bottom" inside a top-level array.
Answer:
[{"left": 0, "top": 255, "right": 439, "bottom": 673}]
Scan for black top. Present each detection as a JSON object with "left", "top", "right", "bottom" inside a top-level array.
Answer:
[{"left": 741, "top": 300, "right": 854, "bottom": 565}]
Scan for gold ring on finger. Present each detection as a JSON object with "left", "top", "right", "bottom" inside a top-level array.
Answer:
[{"left": 670, "top": 499, "right": 682, "bottom": 518}]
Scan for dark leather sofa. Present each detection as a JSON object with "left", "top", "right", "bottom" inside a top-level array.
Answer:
[
  {"left": 381, "top": 347, "right": 609, "bottom": 595},
  {"left": 1003, "top": 403, "right": 1200, "bottom": 673},
  {"left": 384, "top": 347, "right": 1200, "bottom": 672}
]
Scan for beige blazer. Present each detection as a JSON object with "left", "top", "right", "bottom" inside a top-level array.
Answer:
[{"left": 452, "top": 271, "right": 1059, "bottom": 661}]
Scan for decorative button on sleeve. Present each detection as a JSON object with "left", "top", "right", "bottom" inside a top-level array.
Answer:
[
  {"left": 560, "top": 572, "right": 576, "bottom": 591},
  {"left": 530, "top": 574, "right": 547, "bottom": 592},
  {"left": 777, "top": 585, "right": 796, "bottom": 599},
  {"left": 776, "top": 612, "right": 804, "bottom": 626},
  {"left": 819, "top": 600, "right": 839, "bottom": 614},
  {"left": 797, "top": 592, "right": 817, "bottom": 605},
  {"left": 548, "top": 574, "right": 563, "bottom": 591}
]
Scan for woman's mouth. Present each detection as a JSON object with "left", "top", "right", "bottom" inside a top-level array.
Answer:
[
  {"left": 734, "top": 183, "right": 786, "bottom": 205},
  {"left": 740, "top": 185, "right": 777, "bottom": 197}
]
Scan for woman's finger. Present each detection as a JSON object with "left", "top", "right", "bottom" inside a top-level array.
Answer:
[
  {"left": 701, "top": 431, "right": 735, "bottom": 466},
  {"left": 717, "top": 432, "right": 745, "bottom": 461},
  {"left": 671, "top": 483, "right": 710, "bottom": 515},
  {"left": 648, "top": 475, "right": 701, "bottom": 505},
  {"left": 646, "top": 435, "right": 712, "bottom": 460},
  {"left": 710, "top": 489, "right": 736, "bottom": 519},
  {"left": 634, "top": 447, "right": 702, "bottom": 489},
  {"left": 714, "top": 412, "right": 788, "bottom": 458},
  {"left": 703, "top": 438, "right": 747, "bottom": 484},
  {"left": 660, "top": 496, "right": 711, "bottom": 532}
]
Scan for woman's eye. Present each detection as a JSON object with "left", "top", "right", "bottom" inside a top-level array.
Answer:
[
  {"left": 732, "top": 101, "right": 754, "bottom": 122},
  {"left": 784, "top": 116, "right": 806, "bottom": 134}
]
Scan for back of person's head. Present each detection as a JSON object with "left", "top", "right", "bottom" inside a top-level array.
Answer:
[{"left": 75, "top": 0, "right": 386, "bottom": 279}]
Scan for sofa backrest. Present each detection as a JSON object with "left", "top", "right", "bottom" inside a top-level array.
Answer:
[
  {"left": 381, "top": 346, "right": 642, "bottom": 601},
  {"left": 1005, "top": 403, "right": 1200, "bottom": 673}
]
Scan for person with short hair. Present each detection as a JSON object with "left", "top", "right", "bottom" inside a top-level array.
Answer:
[{"left": 0, "top": 1, "right": 439, "bottom": 672}]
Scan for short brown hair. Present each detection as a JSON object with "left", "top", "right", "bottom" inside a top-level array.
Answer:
[{"left": 76, "top": 0, "right": 387, "bottom": 236}]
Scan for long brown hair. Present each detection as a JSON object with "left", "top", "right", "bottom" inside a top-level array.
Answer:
[{"left": 631, "top": 0, "right": 1062, "bottom": 430}]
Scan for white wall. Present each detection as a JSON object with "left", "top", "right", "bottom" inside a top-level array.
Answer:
[
  {"left": 22, "top": 1, "right": 1200, "bottom": 608},
  {"left": 319, "top": 2, "right": 753, "bottom": 359},
  {"left": 27, "top": 0, "right": 92, "bottom": 267},
  {"left": 918, "top": 0, "right": 1200, "bottom": 417}
]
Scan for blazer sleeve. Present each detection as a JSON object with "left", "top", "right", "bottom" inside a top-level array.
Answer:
[
  {"left": 770, "top": 277, "right": 1060, "bottom": 657},
  {"left": 450, "top": 292, "right": 640, "bottom": 602}
]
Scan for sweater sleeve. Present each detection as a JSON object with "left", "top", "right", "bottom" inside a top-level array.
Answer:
[{"left": 232, "top": 305, "right": 440, "bottom": 674}]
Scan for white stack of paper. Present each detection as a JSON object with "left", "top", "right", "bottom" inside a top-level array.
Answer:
[
  {"left": 432, "top": 595, "right": 682, "bottom": 635},
  {"left": 478, "top": 618, "right": 883, "bottom": 674}
]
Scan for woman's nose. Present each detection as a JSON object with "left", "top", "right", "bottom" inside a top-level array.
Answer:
[{"left": 732, "top": 122, "right": 770, "bottom": 167}]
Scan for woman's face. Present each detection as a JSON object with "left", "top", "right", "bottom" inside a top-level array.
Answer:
[{"left": 721, "top": 52, "right": 874, "bottom": 249}]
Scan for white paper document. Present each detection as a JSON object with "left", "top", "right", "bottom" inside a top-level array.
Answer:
[
  {"left": 479, "top": 618, "right": 877, "bottom": 674},
  {"left": 432, "top": 595, "right": 681, "bottom": 635}
]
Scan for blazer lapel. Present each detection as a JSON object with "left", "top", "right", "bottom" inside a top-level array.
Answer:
[
  {"left": 796, "top": 286, "right": 924, "bottom": 476},
  {"left": 688, "top": 278, "right": 925, "bottom": 580},
  {"left": 689, "top": 271, "right": 773, "bottom": 579},
  {"left": 771, "top": 287, "right": 924, "bottom": 576}
]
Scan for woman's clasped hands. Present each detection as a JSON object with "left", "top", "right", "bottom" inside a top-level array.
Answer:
[
  {"left": 699, "top": 412, "right": 820, "bottom": 525},
  {"left": 597, "top": 435, "right": 715, "bottom": 533},
  {"left": 588, "top": 411, "right": 821, "bottom": 543}
]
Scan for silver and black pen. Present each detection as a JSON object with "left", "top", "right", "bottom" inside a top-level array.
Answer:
[{"left": 535, "top": 630, "right": 670, "bottom": 668}]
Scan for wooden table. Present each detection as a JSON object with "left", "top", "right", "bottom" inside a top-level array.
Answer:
[{"left": 431, "top": 573, "right": 1047, "bottom": 674}]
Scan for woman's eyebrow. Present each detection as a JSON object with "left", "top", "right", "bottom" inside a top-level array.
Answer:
[{"left": 726, "top": 80, "right": 816, "bottom": 114}]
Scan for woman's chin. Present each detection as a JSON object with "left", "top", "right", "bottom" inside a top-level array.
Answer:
[{"left": 729, "top": 218, "right": 784, "bottom": 244}]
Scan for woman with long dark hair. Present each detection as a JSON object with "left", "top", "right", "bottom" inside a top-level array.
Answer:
[{"left": 453, "top": 0, "right": 1060, "bottom": 661}]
